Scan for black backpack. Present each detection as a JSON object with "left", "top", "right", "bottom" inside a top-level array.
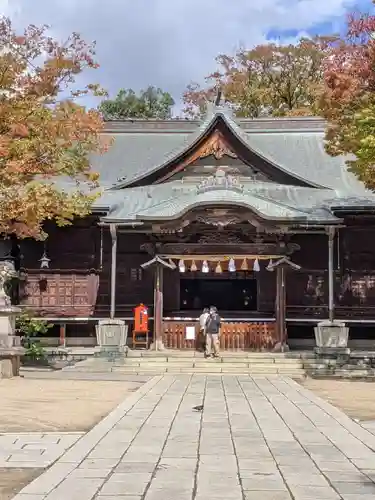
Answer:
[{"left": 205, "top": 312, "right": 219, "bottom": 333}]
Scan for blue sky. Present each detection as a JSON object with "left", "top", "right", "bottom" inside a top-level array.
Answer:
[
  {"left": 1, "top": 0, "right": 374, "bottom": 113},
  {"left": 268, "top": 0, "right": 374, "bottom": 39}
]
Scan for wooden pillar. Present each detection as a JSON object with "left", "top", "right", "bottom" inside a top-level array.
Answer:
[
  {"left": 141, "top": 256, "right": 175, "bottom": 351},
  {"left": 109, "top": 224, "right": 117, "bottom": 319},
  {"left": 327, "top": 227, "right": 336, "bottom": 323},
  {"left": 275, "top": 266, "right": 286, "bottom": 345},
  {"left": 59, "top": 323, "right": 66, "bottom": 348},
  {"left": 152, "top": 263, "right": 164, "bottom": 351},
  {"left": 268, "top": 256, "right": 301, "bottom": 351}
]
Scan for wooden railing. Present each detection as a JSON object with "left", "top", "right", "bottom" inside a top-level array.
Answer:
[
  {"left": 20, "top": 270, "right": 99, "bottom": 317},
  {"left": 162, "top": 321, "right": 277, "bottom": 350}
]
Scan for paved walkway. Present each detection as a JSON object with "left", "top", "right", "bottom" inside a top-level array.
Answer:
[
  {"left": 0, "top": 432, "right": 84, "bottom": 468},
  {"left": 12, "top": 375, "right": 375, "bottom": 500}
]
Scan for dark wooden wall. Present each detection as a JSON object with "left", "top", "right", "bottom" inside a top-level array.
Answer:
[
  {"left": 95, "top": 231, "right": 154, "bottom": 315},
  {"left": 17, "top": 220, "right": 375, "bottom": 319}
]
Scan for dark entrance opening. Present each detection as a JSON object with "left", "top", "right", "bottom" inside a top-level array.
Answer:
[{"left": 180, "top": 274, "right": 257, "bottom": 311}]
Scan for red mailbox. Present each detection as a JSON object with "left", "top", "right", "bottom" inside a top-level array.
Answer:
[{"left": 134, "top": 303, "right": 148, "bottom": 333}]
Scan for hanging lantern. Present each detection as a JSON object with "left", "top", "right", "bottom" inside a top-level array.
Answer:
[
  {"left": 178, "top": 259, "right": 186, "bottom": 273},
  {"left": 202, "top": 260, "right": 209, "bottom": 273},
  {"left": 268, "top": 258, "right": 273, "bottom": 268},
  {"left": 228, "top": 258, "right": 236, "bottom": 273},
  {"left": 215, "top": 261, "right": 222, "bottom": 274},
  {"left": 39, "top": 251, "right": 50, "bottom": 269},
  {"left": 240, "top": 258, "right": 248, "bottom": 271},
  {"left": 190, "top": 260, "right": 197, "bottom": 272},
  {"left": 253, "top": 258, "right": 260, "bottom": 272}
]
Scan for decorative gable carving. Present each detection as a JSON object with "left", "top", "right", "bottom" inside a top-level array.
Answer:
[
  {"left": 196, "top": 169, "right": 244, "bottom": 194},
  {"left": 198, "top": 130, "right": 237, "bottom": 160},
  {"left": 156, "top": 129, "right": 238, "bottom": 183}
]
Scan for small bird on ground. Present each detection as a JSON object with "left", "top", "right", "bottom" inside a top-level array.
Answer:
[{"left": 193, "top": 405, "right": 204, "bottom": 411}]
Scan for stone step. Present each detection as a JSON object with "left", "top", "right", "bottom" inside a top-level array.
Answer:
[
  {"left": 122, "top": 357, "right": 304, "bottom": 365},
  {"left": 126, "top": 351, "right": 313, "bottom": 359},
  {"left": 112, "top": 365, "right": 305, "bottom": 376},
  {"left": 118, "top": 361, "right": 304, "bottom": 370}
]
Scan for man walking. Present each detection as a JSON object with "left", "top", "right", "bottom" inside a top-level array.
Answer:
[
  {"left": 198, "top": 307, "right": 209, "bottom": 352},
  {"left": 204, "top": 306, "right": 221, "bottom": 358}
]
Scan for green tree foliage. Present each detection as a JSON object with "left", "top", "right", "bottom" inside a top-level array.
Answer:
[{"left": 99, "top": 86, "right": 175, "bottom": 120}]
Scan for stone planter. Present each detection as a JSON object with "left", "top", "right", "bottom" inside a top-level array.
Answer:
[
  {"left": 314, "top": 320, "right": 349, "bottom": 349},
  {"left": 95, "top": 319, "right": 128, "bottom": 355}
]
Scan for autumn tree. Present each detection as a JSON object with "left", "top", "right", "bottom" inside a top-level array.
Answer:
[
  {"left": 320, "top": 7, "right": 375, "bottom": 190},
  {"left": 0, "top": 17, "right": 109, "bottom": 239},
  {"left": 99, "top": 86, "right": 175, "bottom": 120},
  {"left": 183, "top": 37, "right": 333, "bottom": 118}
]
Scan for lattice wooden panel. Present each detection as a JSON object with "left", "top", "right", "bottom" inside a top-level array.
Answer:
[{"left": 22, "top": 273, "right": 99, "bottom": 317}]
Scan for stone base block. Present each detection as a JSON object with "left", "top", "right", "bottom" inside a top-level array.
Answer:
[
  {"left": 273, "top": 342, "right": 290, "bottom": 353},
  {"left": 314, "top": 347, "right": 350, "bottom": 356},
  {"left": 149, "top": 339, "right": 166, "bottom": 351},
  {"left": 307, "top": 349, "right": 375, "bottom": 379},
  {"left": 0, "top": 358, "right": 13, "bottom": 378},
  {"left": 96, "top": 346, "right": 126, "bottom": 360}
]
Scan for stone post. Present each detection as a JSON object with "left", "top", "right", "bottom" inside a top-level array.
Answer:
[{"left": 0, "top": 261, "right": 24, "bottom": 376}]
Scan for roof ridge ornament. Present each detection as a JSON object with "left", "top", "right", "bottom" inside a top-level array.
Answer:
[
  {"left": 204, "top": 86, "right": 232, "bottom": 119},
  {"left": 196, "top": 168, "right": 244, "bottom": 194},
  {"left": 215, "top": 87, "right": 223, "bottom": 107}
]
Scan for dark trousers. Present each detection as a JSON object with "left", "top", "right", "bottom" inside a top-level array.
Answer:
[{"left": 198, "top": 329, "right": 206, "bottom": 352}]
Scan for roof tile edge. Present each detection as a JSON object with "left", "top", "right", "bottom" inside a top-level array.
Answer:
[{"left": 103, "top": 116, "right": 326, "bottom": 133}]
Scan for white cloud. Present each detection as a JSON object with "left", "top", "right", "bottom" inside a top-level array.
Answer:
[{"left": 1, "top": 0, "right": 362, "bottom": 107}]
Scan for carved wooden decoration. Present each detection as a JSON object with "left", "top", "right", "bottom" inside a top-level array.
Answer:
[
  {"left": 198, "top": 130, "right": 237, "bottom": 160},
  {"left": 156, "top": 130, "right": 238, "bottom": 183}
]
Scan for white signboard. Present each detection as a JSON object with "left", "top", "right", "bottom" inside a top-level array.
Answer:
[{"left": 185, "top": 326, "right": 196, "bottom": 340}]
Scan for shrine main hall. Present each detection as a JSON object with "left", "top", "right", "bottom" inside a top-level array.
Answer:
[{"left": 13, "top": 103, "right": 375, "bottom": 350}]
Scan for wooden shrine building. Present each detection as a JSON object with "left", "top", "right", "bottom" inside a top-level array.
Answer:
[{"left": 9, "top": 102, "right": 375, "bottom": 350}]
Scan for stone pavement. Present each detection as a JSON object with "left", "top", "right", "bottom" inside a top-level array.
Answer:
[
  {"left": 0, "top": 432, "right": 84, "bottom": 468},
  {"left": 11, "top": 374, "right": 375, "bottom": 500}
]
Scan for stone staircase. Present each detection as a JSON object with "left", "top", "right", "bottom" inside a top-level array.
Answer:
[{"left": 111, "top": 351, "right": 311, "bottom": 378}]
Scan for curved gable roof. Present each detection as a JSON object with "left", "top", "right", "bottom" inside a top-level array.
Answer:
[
  {"left": 91, "top": 106, "right": 368, "bottom": 195},
  {"left": 110, "top": 108, "right": 318, "bottom": 189},
  {"left": 100, "top": 179, "right": 341, "bottom": 225}
]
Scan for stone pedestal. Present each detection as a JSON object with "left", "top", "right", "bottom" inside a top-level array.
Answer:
[
  {"left": 95, "top": 319, "right": 128, "bottom": 359},
  {"left": 0, "top": 305, "right": 25, "bottom": 377},
  {"left": 314, "top": 320, "right": 349, "bottom": 349}
]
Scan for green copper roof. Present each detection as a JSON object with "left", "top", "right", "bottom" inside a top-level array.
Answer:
[
  {"left": 99, "top": 179, "right": 344, "bottom": 224},
  {"left": 89, "top": 106, "right": 367, "bottom": 195}
]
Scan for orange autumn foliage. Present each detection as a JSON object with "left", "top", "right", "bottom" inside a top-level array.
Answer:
[{"left": 0, "top": 17, "right": 110, "bottom": 239}]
